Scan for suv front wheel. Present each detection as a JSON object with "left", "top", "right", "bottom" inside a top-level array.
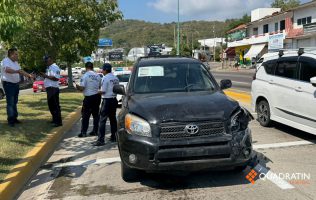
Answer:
[
  {"left": 121, "top": 161, "right": 140, "bottom": 182},
  {"left": 257, "top": 100, "right": 272, "bottom": 127}
]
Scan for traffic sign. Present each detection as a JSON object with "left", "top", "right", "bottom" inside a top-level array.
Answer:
[{"left": 98, "top": 38, "right": 113, "bottom": 47}]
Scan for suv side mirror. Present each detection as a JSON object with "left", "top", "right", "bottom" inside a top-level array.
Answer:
[
  {"left": 311, "top": 77, "right": 316, "bottom": 87},
  {"left": 220, "top": 79, "right": 232, "bottom": 90},
  {"left": 113, "top": 85, "right": 126, "bottom": 95}
]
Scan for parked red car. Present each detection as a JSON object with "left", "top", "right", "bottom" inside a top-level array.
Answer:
[
  {"left": 59, "top": 75, "right": 68, "bottom": 86},
  {"left": 33, "top": 77, "right": 45, "bottom": 93}
]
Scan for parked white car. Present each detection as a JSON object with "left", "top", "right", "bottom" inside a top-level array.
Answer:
[
  {"left": 252, "top": 49, "right": 316, "bottom": 135},
  {"left": 114, "top": 70, "right": 131, "bottom": 104}
]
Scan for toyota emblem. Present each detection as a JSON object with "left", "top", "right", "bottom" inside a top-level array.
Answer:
[{"left": 184, "top": 124, "right": 199, "bottom": 135}]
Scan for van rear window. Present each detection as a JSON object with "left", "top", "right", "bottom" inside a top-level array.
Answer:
[{"left": 263, "top": 62, "right": 276, "bottom": 75}]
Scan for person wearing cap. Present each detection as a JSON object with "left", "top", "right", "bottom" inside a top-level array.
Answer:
[
  {"left": 75, "top": 62, "right": 101, "bottom": 137},
  {"left": 93, "top": 63, "right": 119, "bottom": 146},
  {"left": 1, "top": 48, "right": 34, "bottom": 127},
  {"left": 41, "top": 55, "right": 62, "bottom": 127}
]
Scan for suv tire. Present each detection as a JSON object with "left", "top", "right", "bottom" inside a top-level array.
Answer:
[
  {"left": 234, "top": 164, "right": 248, "bottom": 172},
  {"left": 257, "top": 100, "right": 272, "bottom": 127},
  {"left": 121, "top": 161, "right": 139, "bottom": 182}
]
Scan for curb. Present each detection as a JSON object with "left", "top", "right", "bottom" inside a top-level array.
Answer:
[
  {"left": 0, "top": 107, "right": 82, "bottom": 200},
  {"left": 224, "top": 90, "right": 251, "bottom": 105}
]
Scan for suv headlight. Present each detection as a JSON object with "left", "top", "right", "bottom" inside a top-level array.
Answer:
[
  {"left": 230, "top": 107, "right": 253, "bottom": 133},
  {"left": 125, "top": 113, "right": 152, "bottom": 137}
]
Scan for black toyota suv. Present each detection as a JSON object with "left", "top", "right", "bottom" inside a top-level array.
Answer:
[{"left": 113, "top": 57, "right": 253, "bottom": 181}]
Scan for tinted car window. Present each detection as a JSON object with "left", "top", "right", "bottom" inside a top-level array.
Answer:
[
  {"left": 300, "top": 61, "right": 316, "bottom": 82},
  {"left": 134, "top": 63, "right": 216, "bottom": 93},
  {"left": 275, "top": 61, "right": 298, "bottom": 79},
  {"left": 263, "top": 61, "right": 276, "bottom": 75},
  {"left": 117, "top": 74, "right": 130, "bottom": 82}
]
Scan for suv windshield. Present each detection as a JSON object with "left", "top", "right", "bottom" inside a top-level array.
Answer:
[{"left": 133, "top": 63, "right": 216, "bottom": 93}]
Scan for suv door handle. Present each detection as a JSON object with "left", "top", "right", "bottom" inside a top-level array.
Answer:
[
  {"left": 268, "top": 80, "right": 274, "bottom": 84},
  {"left": 295, "top": 87, "right": 303, "bottom": 92}
]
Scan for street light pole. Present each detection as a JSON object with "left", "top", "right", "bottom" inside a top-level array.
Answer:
[{"left": 177, "top": 0, "right": 180, "bottom": 56}]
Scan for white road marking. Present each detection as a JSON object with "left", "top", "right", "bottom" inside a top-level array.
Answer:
[
  {"left": 53, "top": 141, "right": 315, "bottom": 168},
  {"left": 254, "top": 140, "right": 315, "bottom": 150},
  {"left": 254, "top": 164, "right": 295, "bottom": 190},
  {"left": 265, "top": 170, "right": 295, "bottom": 190}
]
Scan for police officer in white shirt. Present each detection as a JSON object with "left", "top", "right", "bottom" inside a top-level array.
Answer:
[
  {"left": 75, "top": 62, "right": 101, "bottom": 137},
  {"left": 93, "top": 63, "right": 119, "bottom": 146},
  {"left": 1, "top": 48, "right": 33, "bottom": 127},
  {"left": 41, "top": 55, "right": 62, "bottom": 127}
]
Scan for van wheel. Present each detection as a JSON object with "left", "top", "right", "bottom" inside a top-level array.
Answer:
[
  {"left": 121, "top": 161, "right": 139, "bottom": 182},
  {"left": 257, "top": 100, "right": 272, "bottom": 127},
  {"left": 0, "top": 90, "right": 4, "bottom": 100}
]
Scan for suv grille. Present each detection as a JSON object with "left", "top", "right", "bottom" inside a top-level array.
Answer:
[{"left": 160, "top": 121, "right": 225, "bottom": 139}]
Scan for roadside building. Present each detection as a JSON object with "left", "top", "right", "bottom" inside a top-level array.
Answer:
[{"left": 226, "top": 1, "right": 316, "bottom": 66}]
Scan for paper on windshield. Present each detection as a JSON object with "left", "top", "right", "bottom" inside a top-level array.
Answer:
[{"left": 138, "top": 66, "right": 164, "bottom": 77}]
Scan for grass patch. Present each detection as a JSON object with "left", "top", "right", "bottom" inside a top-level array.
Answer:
[{"left": 0, "top": 89, "right": 83, "bottom": 182}]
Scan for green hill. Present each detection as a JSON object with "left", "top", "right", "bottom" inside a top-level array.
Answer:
[{"left": 100, "top": 20, "right": 231, "bottom": 50}]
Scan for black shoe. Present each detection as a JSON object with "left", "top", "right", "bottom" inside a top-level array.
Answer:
[
  {"left": 93, "top": 141, "right": 105, "bottom": 146},
  {"left": 8, "top": 123, "right": 15, "bottom": 127},
  {"left": 109, "top": 136, "right": 117, "bottom": 142},
  {"left": 78, "top": 133, "right": 87, "bottom": 138},
  {"left": 53, "top": 123, "right": 63, "bottom": 127},
  {"left": 14, "top": 119, "right": 22, "bottom": 124},
  {"left": 88, "top": 131, "right": 97, "bottom": 136}
]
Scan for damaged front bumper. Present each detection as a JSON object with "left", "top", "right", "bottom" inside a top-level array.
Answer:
[{"left": 118, "top": 128, "right": 253, "bottom": 172}]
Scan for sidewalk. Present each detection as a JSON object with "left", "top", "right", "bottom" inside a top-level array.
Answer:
[
  {"left": 18, "top": 118, "right": 119, "bottom": 200},
  {"left": 208, "top": 62, "right": 256, "bottom": 73}
]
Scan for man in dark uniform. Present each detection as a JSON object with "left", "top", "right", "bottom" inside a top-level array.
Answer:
[
  {"left": 75, "top": 62, "right": 101, "bottom": 137},
  {"left": 93, "top": 63, "right": 119, "bottom": 146}
]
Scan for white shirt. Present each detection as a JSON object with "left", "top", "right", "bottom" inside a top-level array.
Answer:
[
  {"left": 80, "top": 70, "right": 101, "bottom": 96},
  {"left": 100, "top": 73, "right": 119, "bottom": 98},
  {"left": 44, "top": 63, "right": 61, "bottom": 88},
  {"left": 1, "top": 57, "right": 21, "bottom": 83}
]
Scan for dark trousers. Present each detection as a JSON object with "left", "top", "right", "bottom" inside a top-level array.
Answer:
[
  {"left": 81, "top": 94, "right": 101, "bottom": 134},
  {"left": 98, "top": 98, "right": 118, "bottom": 143},
  {"left": 3, "top": 81, "right": 19, "bottom": 124},
  {"left": 46, "top": 87, "right": 62, "bottom": 124}
]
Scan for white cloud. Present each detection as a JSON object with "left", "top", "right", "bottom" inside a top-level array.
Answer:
[{"left": 148, "top": 0, "right": 272, "bottom": 20}]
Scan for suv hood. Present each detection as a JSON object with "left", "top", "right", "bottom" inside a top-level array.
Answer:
[{"left": 128, "top": 91, "right": 239, "bottom": 123}]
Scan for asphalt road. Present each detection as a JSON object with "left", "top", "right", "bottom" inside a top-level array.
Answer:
[
  {"left": 212, "top": 70, "right": 255, "bottom": 92},
  {"left": 19, "top": 101, "right": 316, "bottom": 200}
]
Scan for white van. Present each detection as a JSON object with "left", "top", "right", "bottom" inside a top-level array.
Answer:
[{"left": 252, "top": 49, "right": 316, "bottom": 135}]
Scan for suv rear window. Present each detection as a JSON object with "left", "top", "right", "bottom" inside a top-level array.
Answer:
[
  {"left": 134, "top": 63, "right": 216, "bottom": 93},
  {"left": 275, "top": 61, "right": 298, "bottom": 79}
]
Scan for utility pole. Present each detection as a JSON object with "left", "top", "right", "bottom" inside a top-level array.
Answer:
[
  {"left": 213, "top": 24, "right": 216, "bottom": 62},
  {"left": 177, "top": 0, "right": 180, "bottom": 56}
]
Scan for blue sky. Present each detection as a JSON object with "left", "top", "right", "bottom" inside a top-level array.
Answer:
[{"left": 118, "top": 0, "right": 311, "bottom": 23}]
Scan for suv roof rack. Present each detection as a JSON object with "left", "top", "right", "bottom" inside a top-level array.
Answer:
[{"left": 278, "top": 47, "right": 316, "bottom": 57}]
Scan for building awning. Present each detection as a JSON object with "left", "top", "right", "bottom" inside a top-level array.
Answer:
[{"left": 244, "top": 44, "right": 265, "bottom": 59}]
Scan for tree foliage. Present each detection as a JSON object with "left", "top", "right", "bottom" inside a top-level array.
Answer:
[
  {"left": 0, "top": 0, "right": 25, "bottom": 43},
  {"left": 225, "top": 14, "right": 251, "bottom": 32},
  {"left": 2, "top": 0, "right": 122, "bottom": 74},
  {"left": 271, "top": 0, "right": 301, "bottom": 11}
]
